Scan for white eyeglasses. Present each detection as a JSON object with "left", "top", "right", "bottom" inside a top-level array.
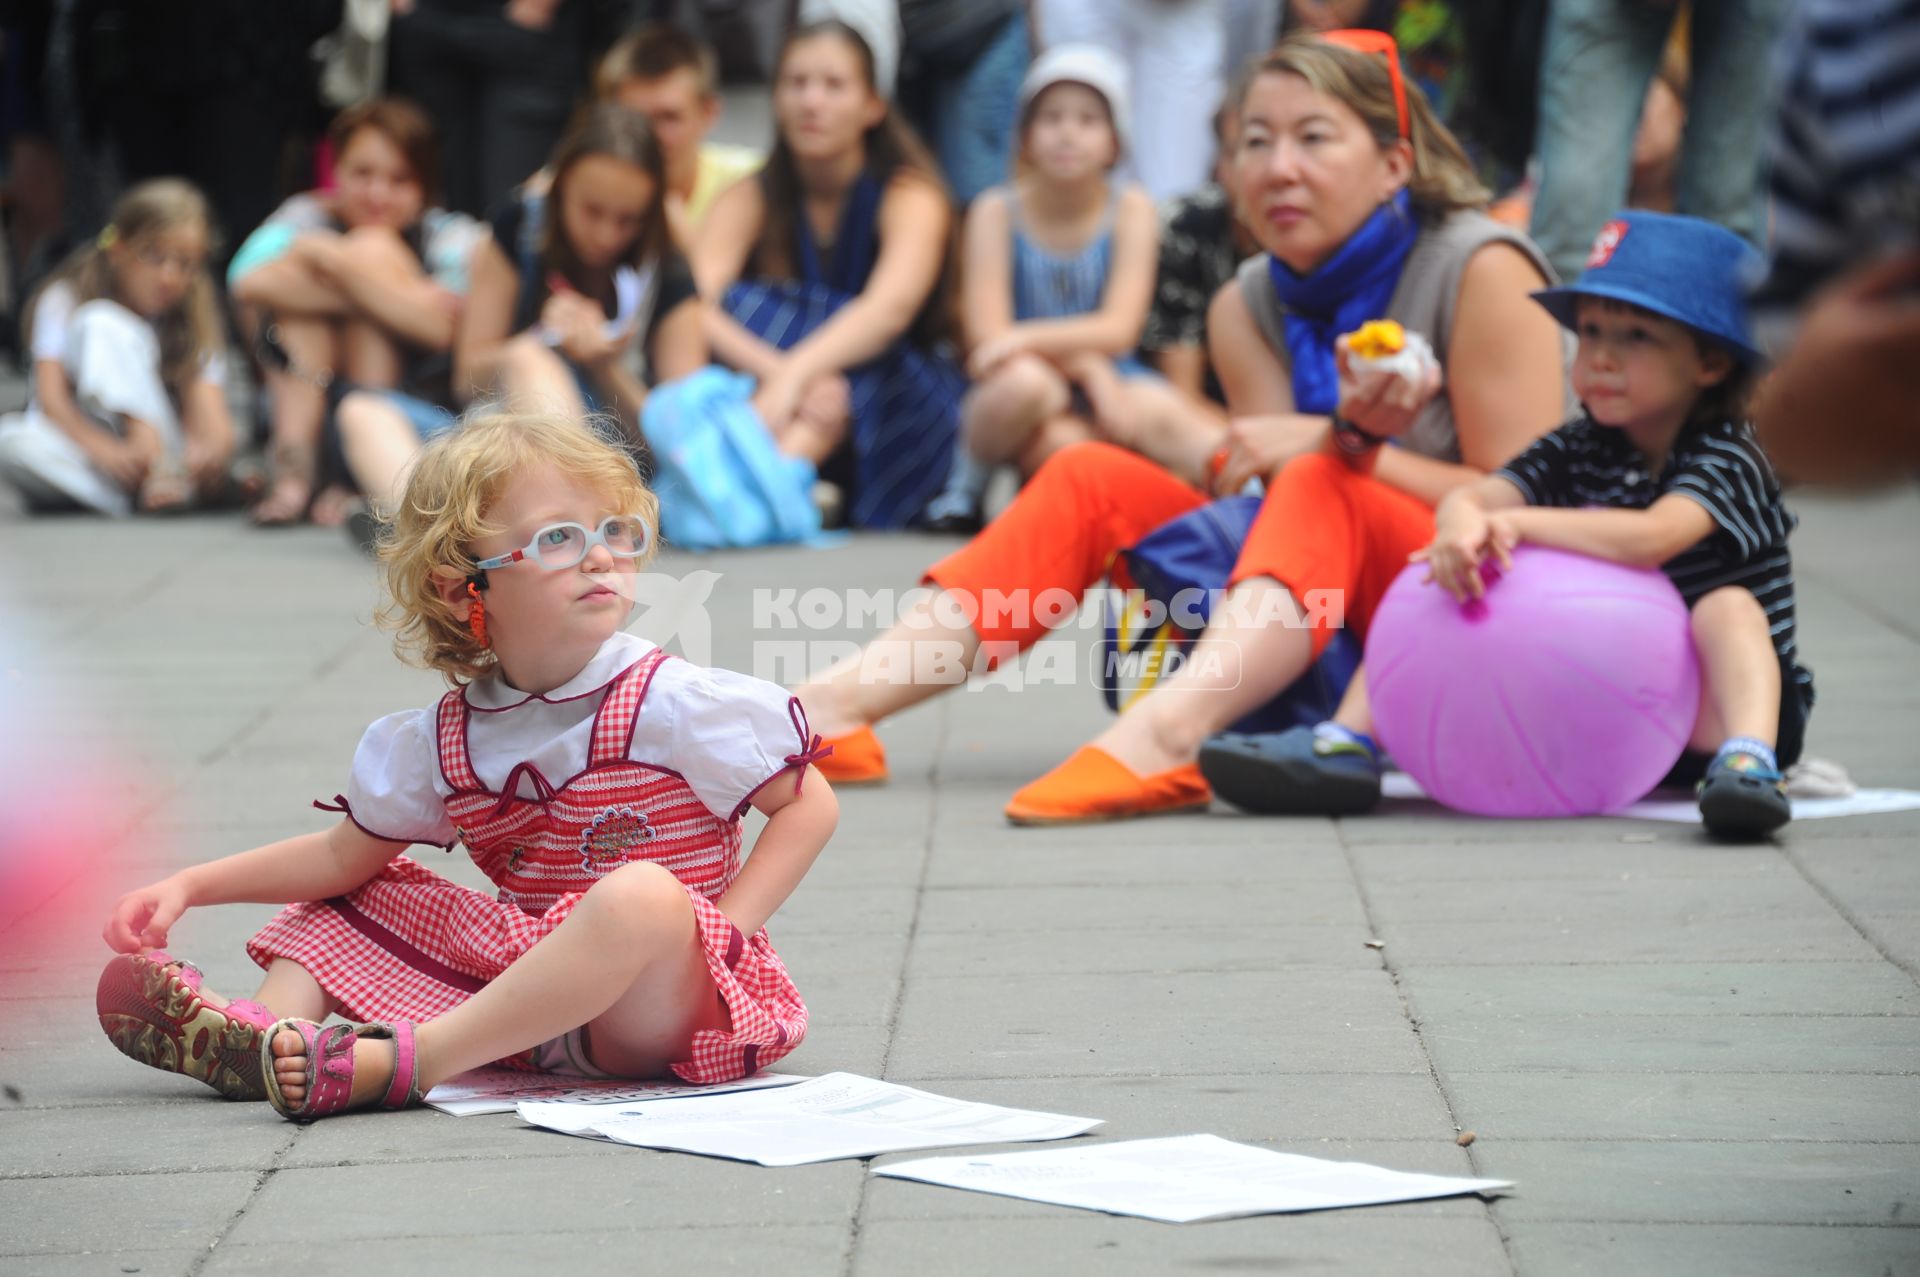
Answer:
[{"left": 473, "top": 515, "right": 653, "bottom": 572}]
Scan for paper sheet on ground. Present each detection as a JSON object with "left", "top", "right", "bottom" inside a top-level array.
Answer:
[
  {"left": 1381, "top": 772, "right": 1920, "bottom": 822},
  {"left": 874, "top": 1134, "right": 1512, "bottom": 1224},
  {"left": 424, "top": 1066, "right": 806, "bottom": 1116},
  {"left": 515, "top": 1071, "right": 1101, "bottom": 1165}
]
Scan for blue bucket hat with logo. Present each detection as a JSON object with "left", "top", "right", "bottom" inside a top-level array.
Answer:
[{"left": 1531, "top": 211, "right": 1766, "bottom": 365}]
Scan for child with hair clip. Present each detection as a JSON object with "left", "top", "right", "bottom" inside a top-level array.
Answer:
[
  {"left": 96, "top": 412, "right": 836, "bottom": 1118},
  {"left": 921, "top": 44, "right": 1161, "bottom": 528},
  {"left": 1418, "top": 212, "right": 1814, "bottom": 838},
  {"left": 0, "top": 179, "right": 236, "bottom": 515}
]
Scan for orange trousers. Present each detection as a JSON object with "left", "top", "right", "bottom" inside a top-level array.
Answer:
[{"left": 926, "top": 442, "right": 1437, "bottom": 658}]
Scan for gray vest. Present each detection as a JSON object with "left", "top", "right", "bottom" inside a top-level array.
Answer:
[{"left": 1236, "top": 209, "right": 1571, "bottom": 464}]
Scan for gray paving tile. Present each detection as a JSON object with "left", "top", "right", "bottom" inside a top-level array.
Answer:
[
  {"left": 203, "top": 1225, "right": 851, "bottom": 1276},
  {"left": 0, "top": 1105, "right": 292, "bottom": 1177},
  {"left": 915, "top": 880, "right": 1368, "bottom": 932},
  {"left": 923, "top": 835, "right": 1352, "bottom": 888},
  {"left": 0, "top": 1171, "right": 258, "bottom": 1255},
  {"left": 1479, "top": 1140, "right": 1920, "bottom": 1224},
  {"left": 1503, "top": 1221, "right": 1920, "bottom": 1277},
  {"left": 0, "top": 1251, "right": 202, "bottom": 1277},
  {"left": 1419, "top": 1013, "right": 1920, "bottom": 1074},
  {"left": 1397, "top": 962, "right": 1920, "bottom": 1019},
  {"left": 222, "top": 1157, "right": 863, "bottom": 1245},
  {"left": 1371, "top": 911, "right": 1881, "bottom": 965},
  {"left": 905, "top": 922, "right": 1381, "bottom": 978},
  {"left": 851, "top": 1214, "right": 1513, "bottom": 1276},
  {"left": 889, "top": 969, "right": 1426, "bottom": 1079},
  {"left": 1350, "top": 841, "right": 1792, "bottom": 882},
  {"left": 1446, "top": 1072, "right": 1920, "bottom": 1142}
]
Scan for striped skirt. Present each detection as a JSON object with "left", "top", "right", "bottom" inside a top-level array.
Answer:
[{"left": 725, "top": 280, "right": 963, "bottom": 529}]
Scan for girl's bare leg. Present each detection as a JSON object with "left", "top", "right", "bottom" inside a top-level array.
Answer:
[
  {"left": 496, "top": 334, "right": 591, "bottom": 419},
  {"left": 336, "top": 392, "right": 427, "bottom": 514},
  {"left": 794, "top": 589, "right": 985, "bottom": 738},
  {"left": 1097, "top": 377, "right": 1229, "bottom": 487},
  {"left": 1093, "top": 576, "right": 1318, "bottom": 775},
  {"left": 255, "top": 315, "right": 340, "bottom": 524},
  {"left": 1016, "top": 414, "right": 1098, "bottom": 476},
  {"left": 269, "top": 862, "right": 723, "bottom": 1103},
  {"left": 964, "top": 354, "right": 1071, "bottom": 465}
]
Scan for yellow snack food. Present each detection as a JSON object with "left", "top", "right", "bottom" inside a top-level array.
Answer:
[{"left": 1345, "top": 319, "right": 1406, "bottom": 360}]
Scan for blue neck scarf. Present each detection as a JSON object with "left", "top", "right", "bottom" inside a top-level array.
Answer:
[{"left": 1265, "top": 191, "right": 1419, "bottom": 415}]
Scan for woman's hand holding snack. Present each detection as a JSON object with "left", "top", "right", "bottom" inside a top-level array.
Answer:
[{"left": 1336, "top": 320, "right": 1442, "bottom": 440}]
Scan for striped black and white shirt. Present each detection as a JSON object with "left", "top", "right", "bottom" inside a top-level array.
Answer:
[
  {"left": 1751, "top": 0, "right": 1920, "bottom": 349},
  {"left": 1497, "top": 417, "right": 1813, "bottom": 700}
]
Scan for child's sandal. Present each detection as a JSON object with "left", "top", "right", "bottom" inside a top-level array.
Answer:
[
  {"left": 261, "top": 1018, "right": 424, "bottom": 1123},
  {"left": 96, "top": 951, "right": 277, "bottom": 1101}
]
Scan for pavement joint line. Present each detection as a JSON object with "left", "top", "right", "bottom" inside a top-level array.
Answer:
[
  {"left": 837, "top": 696, "right": 946, "bottom": 1277},
  {"left": 1780, "top": 847, "right": 1920, "bottom": 987},
  {"left": 181, "top": 1129, "right": 301, "bottom": 1267},
  {"left": 1333, "top": 819, "right": 1523, "bottom": 1276}
]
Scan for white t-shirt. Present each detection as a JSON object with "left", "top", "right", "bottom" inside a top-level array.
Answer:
[
  {"left": 30, "top": 280, "right": 228, "bottom": 386},
  {"left": 341, "top": 633, "right": 807, "bottom": 845}
]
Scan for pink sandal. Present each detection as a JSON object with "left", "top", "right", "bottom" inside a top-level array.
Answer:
[
  {"left": 261, "top": 1018, "right": 423, "bottom": 1122},
  {"left": 96, "top": 951, "right": 278, "bottom": 1101}
]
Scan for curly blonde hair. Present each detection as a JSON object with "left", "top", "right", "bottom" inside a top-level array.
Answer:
[
  {"left": 377, "top": 411, "right": 660, "bottom": 685},
  {"left": 1248, "top": 36, "right": 1489, "bottom": 219}
]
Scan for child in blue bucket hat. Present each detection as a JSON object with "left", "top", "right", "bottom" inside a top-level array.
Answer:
[{"left": 1413, "top": 210, "right": 1813, "bottom": 837}]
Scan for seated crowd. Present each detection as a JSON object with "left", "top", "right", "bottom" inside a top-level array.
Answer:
[{"left": 0, "top": 12, "right": 1848, "bottom": 843}]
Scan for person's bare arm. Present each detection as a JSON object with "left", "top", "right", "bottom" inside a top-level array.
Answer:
[
  {"left": 303, "top": 232, "right": 461, "bottom": 351},
  {"left": 960, "top": 190, "right": 1015, "bottom": 356},
  {"left": 179, "top": 376, "right": 238, "bottom": 487},
  {"left": 1369, "top": 244, "right": 1567, "bottom": 508},
  {"left": 1208, "top": 281, "right": 1294, "bottom": 415},
  {"left": 230, "top": 250, "right": 352, "bottom": 317},
  {"left": 32, "top": 358, "right": 140, "bottom": 483},
  {"left": 775, "top": 174, "right": 951, "bottom": 385},
  {"left": 691, "top": 177, "right": 785, "bottom": 378},
  {"left": 453, "top": 238, "right": 523, "bottom": 400},
  {"left": 718, "top": 770, "right": 837, "bottom": 937},
  {"left": 1151, "top": 344, "right": 1209, "bottom": 398},
  {"left": 103, "top": 821, "right": 409, "bottom": 952}
]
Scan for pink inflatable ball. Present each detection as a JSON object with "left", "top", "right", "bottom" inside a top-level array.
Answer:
[{"left": 1364, "top": 546, "right": 1701, "bottom": 818}]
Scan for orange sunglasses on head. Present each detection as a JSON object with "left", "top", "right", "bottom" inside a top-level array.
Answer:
[{"left": 1318, "top": 28, "right": 1409, "bottom": 142}]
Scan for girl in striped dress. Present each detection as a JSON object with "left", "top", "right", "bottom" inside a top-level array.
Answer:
[
  {"left": 97, "top": 412, "right": 836, "bottom": 1120},
  {"left": 949, "top": 44, "right": 1162, "bottom": 483}
]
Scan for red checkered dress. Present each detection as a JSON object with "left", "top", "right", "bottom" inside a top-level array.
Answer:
[{"left": 246, "top": 648, "right": 813, "bottom": 1083}]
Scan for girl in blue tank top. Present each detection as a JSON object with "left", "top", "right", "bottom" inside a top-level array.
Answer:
[{"left": 930, "top": 45, "right": 1161, "bottom": 520}]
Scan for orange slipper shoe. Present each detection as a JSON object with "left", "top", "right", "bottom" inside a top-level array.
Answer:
[
  {"left": 815, "top": 724, "right": 888, "bottom": 785},
  {"left": 1004, "top": 745, "right": 1212, "bottom": 826}
]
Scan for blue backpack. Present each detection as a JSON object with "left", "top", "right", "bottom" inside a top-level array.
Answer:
[
  {"left": 642, "top": 368, "right": 822, "bottom": 551},
  {"left": 1099, "top": 495, "right": 1361, "bottom": 733}
]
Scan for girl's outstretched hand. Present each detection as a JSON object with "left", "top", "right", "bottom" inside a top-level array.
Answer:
[{"left": 104, "top": 875, "right": 191, "bottom": 953}]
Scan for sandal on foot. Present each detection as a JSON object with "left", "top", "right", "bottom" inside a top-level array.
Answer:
[
  {"left": 1698, "top": 755, "right": 1791, "bottom": 839},
  {"left": 96, "top": 952, "right": 277, "bottom": 1100},
  {"left": 261, "top": 1018, "right": 423, "bottom": 1122}
]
